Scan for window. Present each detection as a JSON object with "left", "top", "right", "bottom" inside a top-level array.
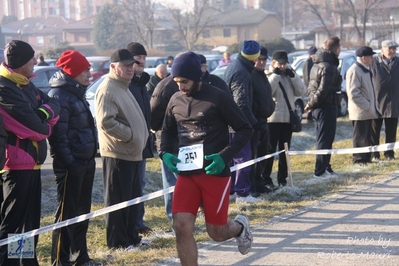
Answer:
[
  {"left": 37, "top": 36, "right": 44, "bottom": 46},
  {"left": 202, "top": 29, "right": 210, "bottom": 38},
  {"left": 223, "top": 28, "right": 231, "bottom": 38}
]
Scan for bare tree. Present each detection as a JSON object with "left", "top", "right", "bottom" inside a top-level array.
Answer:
[
  {"left": 118, "top": 0, "right": 156, "bottom": 48},
  {"left": 298, "top": 0, "right": 333, "bottom": 36},
  {"left": 340, "top": 0, "right": 386, "bottom": 45},
  {"left": 166, "top": 0, "right": 218, "bottom": 50},
  {"left": 297, "top": 0, "right": 392, "bottom": 46}
]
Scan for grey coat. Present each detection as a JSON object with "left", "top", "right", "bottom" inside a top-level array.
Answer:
[
  {"left": 346, "top": 60, "right": 379, "bottom": 121},
  {"left": 370, "top": 54, "right": 399, "bottom": 118}
]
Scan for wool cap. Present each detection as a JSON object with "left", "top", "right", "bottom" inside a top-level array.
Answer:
[
  {"left": 110, "top": 49, "right": 136, "bottom": 64},
  {"left": 56, "top": 50, "right": 91, "bottom": 78},
  {"left": 241, "top": 40, "right": 260, "bottom": 61},
  {"left": 308, "top": 46, "right": 317, "bottom": 55},
  {"left": 126, "top": 42, "right": 147, "bottom": 56},
  {"left": 171, "top": 51, "right": 202, "bottom": 82},
  {"left": 259, "top": 47, "right": 268, "bottom": 59},
  {"left": 381, "top": 40, "right": 398, "bottom": 48},
  {"left": 272, "top": 50, "right": 289, "bottom": 64},
  {"left": 356, "top": 46, "right": 376, "bottom": 57},
  {"left": 5, "top": 40, "right": 35, "bottom": 69},
  {"left": 197, "top": 54, "right": 207, "bottom": 64}
]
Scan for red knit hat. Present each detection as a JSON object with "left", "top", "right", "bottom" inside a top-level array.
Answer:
[{"left": 56, "top": 50, "right": 91, "bottom": 78}]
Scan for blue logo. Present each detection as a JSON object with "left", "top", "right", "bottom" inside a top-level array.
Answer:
[{"left": 8, "top": 234, "right": 34, "bottom": 259}]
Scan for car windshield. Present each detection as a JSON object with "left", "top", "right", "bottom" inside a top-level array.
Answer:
[
  {"left": 89, "top": 61, "right": 103, "bottom": 72},
  {"left": 145, "top": 59, "right": 156, "bottom": 68},
  {"left": 86, "top": 75, "right": 106, "bottom": 100}
]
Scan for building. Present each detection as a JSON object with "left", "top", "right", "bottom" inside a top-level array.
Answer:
[
  {"left": 196, "top": 8, "right": 281, "bottom": 47},
  {"left": 2, "top": 16, "right": 70, "bottom": 52},
  {"left": 0, "top": 0, "right": 116, "bottom": 21}
]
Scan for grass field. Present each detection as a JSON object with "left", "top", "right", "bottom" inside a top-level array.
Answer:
[{"left": 35, "top": 117, "right": 399, "bottom": 265}]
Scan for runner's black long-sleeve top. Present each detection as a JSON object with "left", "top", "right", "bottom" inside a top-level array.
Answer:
[{"left": 160, "top": 82, "right": 253, "bottom": 177}]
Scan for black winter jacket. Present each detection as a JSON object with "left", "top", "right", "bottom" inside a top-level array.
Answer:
[
  {"left": 0, "top": 114, "right": 6, "bottom": 169},
  {"left": 224, "top": 54, "right": 257, "bottom": 126},
  {"left": 161, "top": 83, "right": 253, "bottom": 177},
  {"left": 251, "top": 68, "right": 275, "bottom": 123},
  {"left": 48, "top": 71, "right": 97, "bottom": 168},
  {"left": 150, "top": 76, "right": 179, "bottom": 132},
  {"left": 129, "top": 72, "right": 153, "bottom": 158},
  {"left": 146, "top": 74, "right": 162, "bottom": 98},
  {"left": 150, "top": 75, "right": 179, "bottom": 153},
  {"left": 302, "top": 57, "right": 314, "bottom": 88},
  {"left": 202, "top": 71, "right": 230, "bottom": 95},
  {"left": 0, "top": 75, "right": 60, "bottom": 170},
  {"left": 307, "top": 49, "right": 342, "bottom": 109},
  {"left": 370, "top": 55, "right": 399, "bottom": 118}
]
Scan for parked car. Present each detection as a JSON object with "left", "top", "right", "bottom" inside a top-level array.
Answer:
[
  {"left": 86, "top": 56, "right": 110, "bottom": 83},
  {"left": 292, "top": 51, "right": 357, "bottom": 117},
  {"left": 287, "top": 51, "right": 308, "bottom": 64},
  {"left": 85, "top": 74, "right": 106, "bottom": 120},
  {"left": 44, "top": 58, "right": 58, "bottom": 66},
  {"left": 145, "top": 57, "right": 167, "bottom": 68},
  {"left": 31, "top": 66, "right": 59, "bottom": 94},
  {"left": 204, "top": 54, "right": 223, "bottom": 72},
  {"left": 0, "top": 49, "right": 4, "bottom": 63}
]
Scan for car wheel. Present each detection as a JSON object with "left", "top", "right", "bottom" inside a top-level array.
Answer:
[
  {"left": 294, "top": 99, "right": 304, "bottom": 120},
  {"left": 338, "top": 93, "right": 348, "bottom": 117}
]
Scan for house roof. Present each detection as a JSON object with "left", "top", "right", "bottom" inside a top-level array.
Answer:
[
  {"left": 64, "top": 16, "right": 95, "bottom": 30},
  {"left": 209, "top": 8, "right": 279, "bottom": 27},
  {"left": 3, "top": 16, "right": 70, "bottom": 34}
]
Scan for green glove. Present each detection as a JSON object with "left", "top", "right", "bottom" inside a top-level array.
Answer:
[
  {"left": 162, "top": 152, "right": 180, "bottom": 174},
  {"left": 204, "top": 154, "right": 225, "bottom": 175}
]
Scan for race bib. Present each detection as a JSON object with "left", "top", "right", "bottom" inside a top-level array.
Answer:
[{"left": 177, "top": 144, "right": 204, "bottom": 171}]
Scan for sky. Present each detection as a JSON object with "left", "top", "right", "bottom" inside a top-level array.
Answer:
[{"left": 154, "top": 0, "right": 193, "bottom": 10}]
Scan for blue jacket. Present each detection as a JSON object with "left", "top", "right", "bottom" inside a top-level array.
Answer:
[
  {"left": 48, "top": 71, "right": 97, "bottom": 167},
  {"left": 224, "top": 54, "right": 257, "bottom": 126}
]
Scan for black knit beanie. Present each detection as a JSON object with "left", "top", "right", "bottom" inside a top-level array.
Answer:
[
  {"left": 171, "top": 52, "right": 202, "bottom": 82},
  {"left": 126, "top": 42, "right": 147, "bottom": 56},
  {"left": 5, "top": 40, "right": 35, "bottom": 69}
]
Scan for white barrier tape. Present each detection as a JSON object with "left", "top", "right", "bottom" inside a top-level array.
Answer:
[
  {"left": 229, "top": 150, "right": 284, "bottom": 172},
  {"left": 0, "top": 186, "right": 174, "bottom": 247},
  {"left": 288, "top": 142, "right": 399, "bottom": 155},
  {"left": 2, "top": 141, "right": 398, "bottom": 247}
]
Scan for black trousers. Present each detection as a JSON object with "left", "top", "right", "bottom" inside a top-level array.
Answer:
[
  {"left": 352, "top": 120, "right": 372, "bottom": 163},
  {"left": 264, "top": 123, "right": 292, "bottom": 186},
  {"left": 312, "top": 107, "right": 337, "bottom": 176},
  {"left": 0, "top": 170, "right": 41, "bottom": 266},
  {"left": 250, "top": 125, "right": 270, "bottom": 192},
  {"left": 102, "top": 157, "right": 142, "bottom": 248},
  {"left": 371, "top": 117, "right": 398, "bottom": 159},
  {"left": 51, "top": 159, "right": 96, "bottom": 266}
]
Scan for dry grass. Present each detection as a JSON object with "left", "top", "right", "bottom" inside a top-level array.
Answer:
[{"left": 35, "top": 117, "right": 399, "bottom": 265}]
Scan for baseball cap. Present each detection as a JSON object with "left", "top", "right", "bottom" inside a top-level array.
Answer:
[
  {"left": 110, "top": 49, "right": 136, "bottom": 65},
  {"left": 356, "top": 46, "right": 376, "bottom": 57},
  {"left": 259, "top": 47, "right": 268, "bottom": 59},
  {"left": 381, "top": 40, "right": 398, "bottom": 48}
]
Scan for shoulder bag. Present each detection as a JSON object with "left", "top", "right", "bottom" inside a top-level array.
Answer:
[{"left": 278, "top": 82, "right": 302, "bottom": 132}]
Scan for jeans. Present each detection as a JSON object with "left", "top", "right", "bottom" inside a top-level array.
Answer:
[
  {"left": 161, "top": 160, "right": 177, "bottom": 221},
  {"left": 136, "top": 160, "right": 146, "bottom": 229}
]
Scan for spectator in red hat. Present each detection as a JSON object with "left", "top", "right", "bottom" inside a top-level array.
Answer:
[{"left": 48, "top": 50, "right": 101, "bottom": 266}]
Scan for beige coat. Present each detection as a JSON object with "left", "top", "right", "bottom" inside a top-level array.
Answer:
[
  {"left": 266, "top": 66, "right": 306, "bottom": 123},
  {"left": 346, "top": 60, "right": 379, "bottom": 121},
  {"left": 95, "top": 70, "right": 148, "bottom": 161}
]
